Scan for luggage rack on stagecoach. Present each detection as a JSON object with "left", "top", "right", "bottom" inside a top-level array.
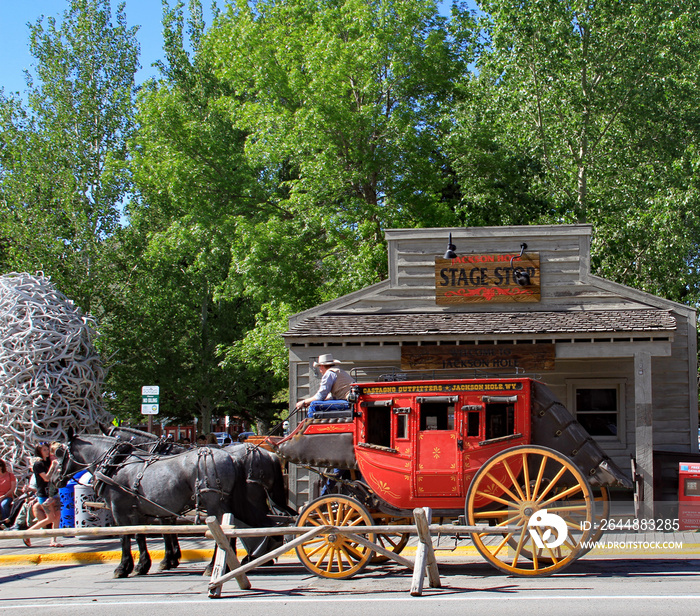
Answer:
[{"left": 349, "top": 365, "right": 534, "bottom": 383}]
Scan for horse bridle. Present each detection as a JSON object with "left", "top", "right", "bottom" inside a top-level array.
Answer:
[{"left": 53, "top": 442, "right": 92, "bottom": 486}]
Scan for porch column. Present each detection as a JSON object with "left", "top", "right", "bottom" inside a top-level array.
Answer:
[{"left": 634, "top": 351, "right": 654, "bottom": 519}]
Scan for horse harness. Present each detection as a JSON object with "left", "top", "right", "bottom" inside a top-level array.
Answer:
[{"left": 90, "top": 443, "right": 231, "bottom": 521}]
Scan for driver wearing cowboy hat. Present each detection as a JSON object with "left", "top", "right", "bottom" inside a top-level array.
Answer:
[{"left": 295, "top": 354, "right": 354, "bottom": 410}]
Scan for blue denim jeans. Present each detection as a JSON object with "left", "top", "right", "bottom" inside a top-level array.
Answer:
[{"left": 0, "top": 496, "right": 12, "bottom": 520}]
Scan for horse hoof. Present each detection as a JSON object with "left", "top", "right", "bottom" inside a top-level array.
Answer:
[
  {"left": 113, "top": 569, "right": 129, "bottom": 579},
  {"left": 203, "top": 566, "right": 213, "bottom": 577},
  {"left": 158, "top": 558, "right": 180, "bottom": 571}
]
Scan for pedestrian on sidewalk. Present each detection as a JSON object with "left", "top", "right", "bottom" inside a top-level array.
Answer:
[{"left": 23, "top": 443, "right": 62, "bottom": 548}]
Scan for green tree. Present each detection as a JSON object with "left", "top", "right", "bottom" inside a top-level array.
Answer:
[
  {"left": 448, "top": 0, "right": 700, "bottom": 302},
  {"left": 207, "top": 0, "right": 469, "bottom": 296},
  {"left": 109, "top": 0, "right": 476, "bottom": 431},
  {"left": 0, "top": 0, "right": 139, "bottom": 314},
  {"left": 107, "top": 0, "right": 290, "bottom": 431}
]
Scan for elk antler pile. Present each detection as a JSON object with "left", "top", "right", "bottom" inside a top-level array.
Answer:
[{"left": 0, "top": 273, "right": 111, "bottom": 479}]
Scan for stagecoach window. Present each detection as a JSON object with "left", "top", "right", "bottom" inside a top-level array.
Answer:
[
  {"left": 396, "top": 414, "right": 408, "bottom": 440},
  {"left": 366, "top": 405, "right": 392, "bottom": 448},
  {"left": 484, "top": 403, "right": 514, "bottom": 440},
  {"left": 419, "top": 402, "right": 455, "bottom": 431},
  {"left": 466, "top": 412, "right": 480, "bottom": 438}
]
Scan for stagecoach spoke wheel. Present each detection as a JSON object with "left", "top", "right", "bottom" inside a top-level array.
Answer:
[
  {"left": 505, "top": 485, "right": 609, "bottom": 564},
  {"left": 465, "top": 445, "right": 594, "bottom": 577},
  {"left": 295, "top": 494, "right": 375, "bottom": 579},
  {"left": 370, "top": 515, "right": 411, "bottom": 564},
  {"left": 578, "top": 486, "right": 610, "bottom": 556}
]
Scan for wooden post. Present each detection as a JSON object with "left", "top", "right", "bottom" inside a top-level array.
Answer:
[
  {"left": 206, "top": 515, "right": 250, "bottom": 597},
  {"left": 343, "top": 532, "right": 414, "bottom": 569},
  {"left": 411, "top": 507, "right": 441, "bottom": 596},
  {"left": 208, "top": 525, "right": 332, "bottom": 594}
]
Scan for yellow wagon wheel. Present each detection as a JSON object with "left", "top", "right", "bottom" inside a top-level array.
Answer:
[
  {"left": 295, "top": 494, "right": 375, "bottom": 579},
  {"left": 370, "top": 514, "right": 411, "bottom": 564},
  {"left": 506, "top": 484, "right": 609, "bottom": 564},
  {"left": 578, "top": 486, "right": 610, "bottom": 556},
  {"left": 465, "top": 445, "right": 594, "bottom": 577}
]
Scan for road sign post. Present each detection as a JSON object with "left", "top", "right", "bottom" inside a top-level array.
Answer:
[{"left": 141, "top": 386, "right": 160, "bottom": 433}]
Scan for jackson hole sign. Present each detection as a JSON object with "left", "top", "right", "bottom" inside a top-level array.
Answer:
[
  {"left": 402, "top": 344, "right": 555, "bottom": 372},
  {"left": 435, "top": 252, "right": 541, "bottom": 304}
]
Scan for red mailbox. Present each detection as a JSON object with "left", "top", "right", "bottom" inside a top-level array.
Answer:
[{"left": 678, "top": 462, "right": 700, "bottom": 530}]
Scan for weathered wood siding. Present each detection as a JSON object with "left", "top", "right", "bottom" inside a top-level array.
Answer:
[{"left": 286, "top": 225, "right": 697, "bottom": 508}]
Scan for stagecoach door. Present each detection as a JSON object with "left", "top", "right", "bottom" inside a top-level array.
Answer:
[{"left": 412, "top": 395, "right": 462, "bottom": 497}]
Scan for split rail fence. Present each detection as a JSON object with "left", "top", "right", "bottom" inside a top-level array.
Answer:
[{"left": 1, "top": 511, "right": 516, "bottom": 598}]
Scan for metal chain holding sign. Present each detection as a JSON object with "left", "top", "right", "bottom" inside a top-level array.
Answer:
[{"left": 0, "top": 272, "right": 112, "bottom": 479}]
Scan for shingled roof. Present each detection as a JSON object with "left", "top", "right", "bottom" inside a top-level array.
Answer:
[{"left": 284, "top": 309, "right": 676, "bottom": 340}]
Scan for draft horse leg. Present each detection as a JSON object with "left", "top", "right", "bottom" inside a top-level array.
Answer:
[
  {"left": 158, "top": 533, "right": 181, "bottom": 571},
  {"left": 114, "top": 534, "right": 135, "bottom": 578},
  {"left": 133, "top": 533, "right": 152, "bottom": 576}
]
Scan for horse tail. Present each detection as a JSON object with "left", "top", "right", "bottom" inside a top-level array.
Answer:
[{"left": 268, "top": 453, "right": 297, "bottom": 517}]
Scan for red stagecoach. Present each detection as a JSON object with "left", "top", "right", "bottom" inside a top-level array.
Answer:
[{"left": 275, "top": 375, "right": 631, "bottom": 579}]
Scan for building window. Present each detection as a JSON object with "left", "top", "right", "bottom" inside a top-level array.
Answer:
[{"left": 568, "top": 380, "right": 625, "bottom": 444}]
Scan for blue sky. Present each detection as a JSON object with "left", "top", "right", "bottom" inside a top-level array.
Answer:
[
  {"left": 0, "top": 0, "right": 214, "bottom": 95},
  {"left": 0, "top": 1, "right": 470, "bottom": 96}
]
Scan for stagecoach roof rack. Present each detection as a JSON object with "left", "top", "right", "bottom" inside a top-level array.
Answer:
[{"left": 349, "top": 366, "right": 541, "bottom": 383}]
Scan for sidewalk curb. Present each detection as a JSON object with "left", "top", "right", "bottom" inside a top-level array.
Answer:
[
  {"left": 3, "top": 543, "right": 700, "bottom": 567},
  {"left": 0, "top": 548, "right": 215, "bottom": 566}
]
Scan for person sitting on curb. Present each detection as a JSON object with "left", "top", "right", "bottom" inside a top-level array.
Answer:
[
  {"left": 295, "top": 354, "right": 354, "bottom": 415},
  {"left": 3, "top": 482, "right": 37, "bottom": 531},
  {"left": 0, "top": 458, "right": 16, "bottom": 527}
]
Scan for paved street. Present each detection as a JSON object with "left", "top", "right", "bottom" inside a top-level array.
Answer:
[{"left": 2, "top": 532, "right": 700, "bottom": 616}]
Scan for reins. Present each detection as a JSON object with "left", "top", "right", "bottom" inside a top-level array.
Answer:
[
  {"left": 91, "top": 470, "right": 192, "bottom": 521},
  {"left": 62, "top": 436, "right": 234, "bottom": 522}
]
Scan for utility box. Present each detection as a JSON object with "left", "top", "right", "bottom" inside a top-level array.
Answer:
[{"left": 678, "top": 462, "right": 700, "bottom": 530}]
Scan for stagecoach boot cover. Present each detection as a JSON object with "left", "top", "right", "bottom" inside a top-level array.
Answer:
[
  {"left": 530, "top": 381, "right": 633, "bottom": 489},
  {"left": 275, "top": 418, "right": 358, "bottom": 470}
]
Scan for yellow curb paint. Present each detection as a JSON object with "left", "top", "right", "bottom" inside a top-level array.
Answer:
[
  {"left": 2, "top": 543, "right": 699, "bottom": 566},
  {"left": 0, "top": 545, "right": 474, "bottom": 566}
]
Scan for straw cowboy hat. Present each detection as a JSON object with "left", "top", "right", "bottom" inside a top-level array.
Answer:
[{"left": 314, "top": 353, "right": 342, "bottom": 367}]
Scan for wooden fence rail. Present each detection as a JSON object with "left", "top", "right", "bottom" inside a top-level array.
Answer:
[
  {"left": 1, "top": 516, "right": 519, "bottom": 598},
  {"left": 0, "top": 522, "right": 512, "bottom": 541}
]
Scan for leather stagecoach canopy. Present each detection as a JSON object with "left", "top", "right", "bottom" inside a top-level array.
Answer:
[{"left": 284, "top": 309, "right": 676, "bottom": 342}]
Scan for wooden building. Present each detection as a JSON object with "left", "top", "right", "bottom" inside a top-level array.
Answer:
[{"left": 283, "top": 224, "right": 698, "bottom": 516}]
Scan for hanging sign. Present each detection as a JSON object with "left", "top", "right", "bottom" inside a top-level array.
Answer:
[
  {"left": 402, "top": 344, "right": 555, "bottom": 372},
  {"left": 435, "top": 253, "right": 541, "bottom": 304}
]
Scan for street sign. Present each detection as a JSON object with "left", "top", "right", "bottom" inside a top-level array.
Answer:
[{"left": 141, "top": 385, "right": 160, "bottom": 415}]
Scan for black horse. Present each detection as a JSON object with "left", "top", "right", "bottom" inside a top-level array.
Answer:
[
  {"left": 106, "top": 425, "right": 295, "bottom": 518},
  {"left": 104, "top": 426, "right": 295, "bottom": 571},
  {"left": 56, "top": 431, "right": 271, "bottom": 578},
  {"left": 224, "top": 443, "right": 296, "bottom": 517}
]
